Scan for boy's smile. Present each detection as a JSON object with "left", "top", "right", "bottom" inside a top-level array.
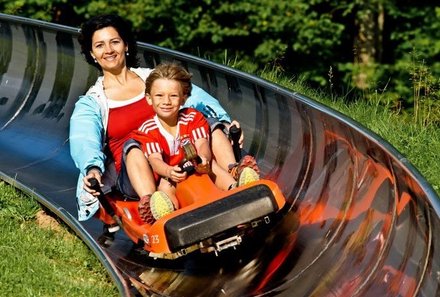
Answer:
[{"left": 147, "top": 78, "right": 187, "bottom": 127}]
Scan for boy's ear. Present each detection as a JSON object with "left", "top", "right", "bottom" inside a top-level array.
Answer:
[
  {"left": 146, "top": 94, "right": 153, "bottom": 105},
  {"left": 181, "top": 94, "right": 188, "bottom": 104}
]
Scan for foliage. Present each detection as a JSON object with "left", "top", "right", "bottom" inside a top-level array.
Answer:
[
  {"left": 359, "top": 2, "right": 440, "bottom": 111},
  {"left": 0, "top": 0, "right": 79, "bottom": 25},
  {"left": 0, "top": 0, "right": 439, "bottom": 115}
]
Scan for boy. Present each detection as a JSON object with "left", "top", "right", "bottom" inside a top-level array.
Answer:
[{"left": 131, "top": 63, "right": 259, "bottom": 223}]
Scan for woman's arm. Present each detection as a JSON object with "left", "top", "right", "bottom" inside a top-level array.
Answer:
[
  {"left": 69, "top": 95, "right": 106, "bottom": 177},
  {"left": 184, "top": 84, "right": 232, "bottom": 123}
]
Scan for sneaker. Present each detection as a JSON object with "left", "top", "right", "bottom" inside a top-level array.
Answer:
[
  {"left": 150, "top": 191, "right": 175, "bottom": 220},
  {"left": 238, "top": 167, "right": 260, "bottom": 186},
  {"left": 138, "top": 194, "right": 154, "bottom": 224},
  {"left": 229, "top": 155, "right": 260, "bottom": 180},
  {"left": 138, "top": 191, "right": 174, "bottom": 224}
]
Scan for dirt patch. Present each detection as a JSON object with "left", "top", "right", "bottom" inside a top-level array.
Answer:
[{"left": 35, "top": 210, "right": 63, "bottom": 232}]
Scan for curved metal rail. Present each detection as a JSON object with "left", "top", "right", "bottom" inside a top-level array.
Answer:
[{"left": 0, "top": 13, "right": 439, "bottom": 297}]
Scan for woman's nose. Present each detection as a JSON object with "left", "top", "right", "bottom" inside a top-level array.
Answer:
[{"left": 104, "top": 43, "right": 113, "bottom": 53}]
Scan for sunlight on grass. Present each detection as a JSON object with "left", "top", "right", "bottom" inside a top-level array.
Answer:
[
  {"left": 0, "top": 181, "right": 118, "bottom": 297},
  {"left": 249, "top": 63, "right": 440, "bottom": 194}
]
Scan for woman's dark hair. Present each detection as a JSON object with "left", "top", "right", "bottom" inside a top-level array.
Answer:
[{"left": 78, "top": 14, "right": 139, "bottom": 70}]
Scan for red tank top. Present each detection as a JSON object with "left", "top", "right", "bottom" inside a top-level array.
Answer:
[{"left": 107, "top": 96, "right": 154, "bottom": 172}]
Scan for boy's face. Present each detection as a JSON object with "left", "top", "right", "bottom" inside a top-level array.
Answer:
[{"left": 146, "top": 78, "right": 187, "bottom": 123}]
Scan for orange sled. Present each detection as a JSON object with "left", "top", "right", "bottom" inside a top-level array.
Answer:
[{"left": 92, "top": 172, "right": 286, "bottom": 259}]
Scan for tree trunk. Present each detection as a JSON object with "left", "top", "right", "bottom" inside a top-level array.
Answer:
[{"left": 353, "top": 2, "right": 384, "bottom": 90}]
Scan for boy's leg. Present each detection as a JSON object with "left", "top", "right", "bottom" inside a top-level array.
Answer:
[
  {"left": 121, "top": 139, "right": 173, "bottom": 224},
  {"left": 157, "top": 178, "right": 179, "bottom": 209},
  {"left": 210, "top": 160, "right": 237, "bottom": 190},
  {"left": 122, "top": 139, "right": 156, "bottom": 198}
]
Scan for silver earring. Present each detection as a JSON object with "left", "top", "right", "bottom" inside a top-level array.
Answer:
[{"left": 126, "top": 51, "right": 129, "bottom": 56}]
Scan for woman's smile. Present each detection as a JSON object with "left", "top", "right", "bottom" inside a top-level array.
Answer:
[{"left": 91, "top": 26, "right": 127, "bottom": 70}]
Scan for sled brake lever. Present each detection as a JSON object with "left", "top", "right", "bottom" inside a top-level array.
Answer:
[
  {"left": 180, "top": 142, "right": 202, "bottom": 174},
  {"left": 229, "top": 125, "right": 242, "bottom": 162},
  {"left": 88, "top": 178, "right": 123, "bottom": 228}
]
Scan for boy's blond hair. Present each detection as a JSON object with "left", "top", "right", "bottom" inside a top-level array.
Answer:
[{"left": 145, "top": 63, "right": 193, "bottom": 97}]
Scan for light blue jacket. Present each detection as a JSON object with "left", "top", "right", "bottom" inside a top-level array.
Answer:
[{"left": 69, "top": 67, "right": 231, "bottom": 220}]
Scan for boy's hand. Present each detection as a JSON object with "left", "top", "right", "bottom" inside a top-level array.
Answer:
[
  {"left": 195, "top": 157, "right": 210, "bottom": 174},
  {"left": 168, "top": 165, "right": 187, "bottom": 183}
]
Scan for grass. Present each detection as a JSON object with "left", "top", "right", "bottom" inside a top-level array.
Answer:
[
  {"left": 0, "top": 181, "right": 119, "bottom": 297},
  {"left": 0, "top": 66, "right": 438, "bottom": 297},
  {"left": 338, "top": 101, "right": 440, "bottom": 193},
  {"left": 256, "top": 66, "right": 440, "bottom": 194}
]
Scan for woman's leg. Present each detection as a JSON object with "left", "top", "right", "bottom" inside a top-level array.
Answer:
[{"left": 211, "top": 128, "right": 237, "bottom": 170}]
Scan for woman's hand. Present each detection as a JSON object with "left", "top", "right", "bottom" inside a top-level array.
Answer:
[
  {"left": 229, "top": 120, "right": 244, "bottom": 148},
  {"left": 82, "top": 168, "right": 102, "bottom": 196}
]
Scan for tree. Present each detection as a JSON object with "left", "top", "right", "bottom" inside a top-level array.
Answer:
[{"left": 1, "top": 0, "right": 439, "bottom": 108}]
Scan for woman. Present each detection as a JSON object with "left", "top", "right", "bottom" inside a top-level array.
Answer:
[{"left": 69, "top": 14, "right": 259, "bottom": 223}]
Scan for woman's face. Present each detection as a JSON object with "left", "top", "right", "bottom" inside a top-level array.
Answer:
[{"left": 90, "top": 26, "right": 128, "bottom": 72}]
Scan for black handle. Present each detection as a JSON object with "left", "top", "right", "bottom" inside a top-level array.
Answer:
[
  {"left": 194, "top": 155, "right": 202, "bottom": 165},
  {"left": 179, "top": 156, "right": 201, "bottom": 175},
  {"left": 88, "top": 178, "right": 117, "bottom": 219},
  {"left": 229, "top": 125, "right": 242, "bottom": 162},
  {"left": 179, "top": 141, "right": 202, "bottom": 175}
]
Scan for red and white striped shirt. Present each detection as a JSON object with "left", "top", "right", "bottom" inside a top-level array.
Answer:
[{"left": 131, "top": 108, "right": 210, "bottom": 166}]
